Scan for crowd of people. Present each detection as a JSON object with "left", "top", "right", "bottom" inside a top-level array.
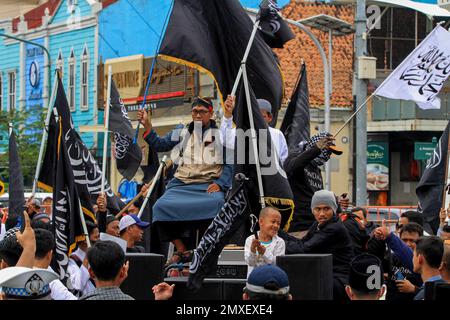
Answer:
[{"left": 0, "top": 95, "right": 449, "bottom": 301}]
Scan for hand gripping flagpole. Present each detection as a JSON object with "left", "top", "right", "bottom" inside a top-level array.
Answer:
[
  {"left": 101, "top": 66, "right": 113, "bottom": 195},
  {"left": 78, "top": 199, "right": 91, "bottom": 248},
  {"left": 230, "top": 18, "right": 265, "bottom": 208},
  {"left": 138, "top": 155, "right": 168, "bottom": 219},
  {"left": 32, "top": 72, "right": 59, "bottom": 196},
  {"left": 242, "top": 67, "right": 266, "bottom": 208}
]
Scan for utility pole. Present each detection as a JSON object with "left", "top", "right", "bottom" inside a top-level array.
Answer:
[{"left": 354, "top": 0, "right": 368, "bottom": 206}]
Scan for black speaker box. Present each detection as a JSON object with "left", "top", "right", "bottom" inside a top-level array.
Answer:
[
  {"left": 276, "top": 254, "right": 333, "bottom": 300},
  {"left": 164, "top": 277, "right": 246, "bottom": 300},
  {"left": 121, "top": 253, "right": 165, "bottom": 300}
]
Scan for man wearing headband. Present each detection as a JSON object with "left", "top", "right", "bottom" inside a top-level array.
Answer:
[
  {"left": 221, "top": 95, "right": 288, "bottom": 165},
  {"left": 137, "top": 98, "right": 232, "bottom": 261},
  {"left": 284, "top": 131, "right": 343, "bottom": 239}
]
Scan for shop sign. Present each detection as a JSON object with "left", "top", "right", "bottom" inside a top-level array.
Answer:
[
  {"left": 414, "top": 140, "right": 437, "bottom": 160},
  {"left": 367, "top": 142, "right": 389, "bottom": 191}
]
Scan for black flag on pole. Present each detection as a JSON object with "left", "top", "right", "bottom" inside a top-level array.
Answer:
[
  {"left": 280, "top": 63, "right": 311, "bottom": 150},
  {"left": 109, "top": 80, "right": 142, "bottom": 181},
  {"left": 234, "top": 82, "right": 294, "bottom": 229},
  {"left": 187, "top": 82, "right": 294, "bottom": 290},
  {"left": 8, "top": 128, "right": 25, "bottom": 217},
  {"left": 257, "top": 0, "right": 295, "bottom": 48},
  {"left": 159, "top": 0, "right": 284, "bottom": 126},
  {"left": 53, "top": 120, "right": 94, "bottom": 285},
  {"left": 188, "top": 181, "right": 250, "bottom": 290},
  {"left": 38, "top": 74, "right": 125, "bottom": 215},
  {"left": 37, "top": 112, "right": 58, "bottom": 192},
  {"left": 416, "top": 121, "right": 450, "bottom": 235}
]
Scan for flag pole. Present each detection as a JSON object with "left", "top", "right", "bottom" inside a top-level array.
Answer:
[
  {"left": 228, "top": 17, "right": 265, "bottom": 207},
  {"left": 116, "top": 159, "right": 173, "bottom": 219},
  {"left": 133, "top": 1, "right": 174, "bottom": 143},
  {"left": 32, "top": 72, "right": 59, "bottom": 196},
  {"left": 101, "top": 66, "right": 113, "bottom": 195},
  {"left": 242, "top": 66, "right": 265, "bottom": 208},
  {"left": 137, "top": 155, "right": 168, "bottom": 219},
  {"left": 78, "top": 199, "right": 91, "bottom": 248},
  {"left": 442, "top": 133, "right": 450, "bottom": 211},
  {"left": 334, "top": 93, "right": 374, "bottom": 137},
  {"left": 231, "top": 20, "right": 260, "bottom": 97}
]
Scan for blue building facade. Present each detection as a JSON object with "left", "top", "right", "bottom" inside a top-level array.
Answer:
[
  {"left": 0, "top": 0, "right": 101, "bottom": 151},
  {"left": 0, "top": 22, "right": 20, "bottom": 150}
]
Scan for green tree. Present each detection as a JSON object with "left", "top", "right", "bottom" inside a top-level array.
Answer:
[{"left": 0, "top": 106, "right": 46, "bottom": 191}]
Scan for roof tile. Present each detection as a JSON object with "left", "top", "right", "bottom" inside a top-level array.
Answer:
[{"left": 275, "top": 0, "right": 355, "bottom": 108}]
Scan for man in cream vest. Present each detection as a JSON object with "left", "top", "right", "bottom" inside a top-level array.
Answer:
[{"left": 138, "top": 98, "right": 232, "bottom": 262}]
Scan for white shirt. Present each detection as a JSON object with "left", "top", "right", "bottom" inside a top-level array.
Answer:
[
  {"left": 244, "top": 233, "right": 285, "bottom": 278},
  {"left": 220, "top": 116, "right": 288, "bottom": 165},
  {"left": 68, "top": 248, "right": 95, "bottom": 296},
  {"left": 43, "top": 267, "right": 78, "bottom": 300},
  {"left": 0, "top": 223, "right": 6, "bottom": 241}
]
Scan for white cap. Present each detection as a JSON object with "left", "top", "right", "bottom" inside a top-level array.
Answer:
[
  {"left": 119, "top": 214, "right": 150, "bottom": 232},
  {"left": 0, "top": 267, "right": 58, "bottom": 299}
]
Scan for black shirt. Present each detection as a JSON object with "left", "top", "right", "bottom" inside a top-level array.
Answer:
[
  {"left": 279, "top": 216, "right": 354, "bottom": 281},
  {"left": 284, "top": 146, "right": 323, "bottom": 232},
  {"left": 126, "top": 246, "right": 145, "bottom": 253}
]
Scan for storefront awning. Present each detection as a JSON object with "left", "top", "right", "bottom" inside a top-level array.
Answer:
[{"left": 368, "top": 0, "right": 450, "bottom": 17}]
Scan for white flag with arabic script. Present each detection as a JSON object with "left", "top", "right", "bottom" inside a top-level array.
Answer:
[{"left": 375, "top": 26, "right": 450, "bottom": 110}]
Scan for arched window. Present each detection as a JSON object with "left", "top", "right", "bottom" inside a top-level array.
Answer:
[
  {"left": 80, "top": 45, "right": 89, "bottom": 111},
  {"left": 56, "top": 50, "right": 64, "bottom": 79},
  {"left": 68, "top": 48, "right": 76, "bottom": 112},
  {"left": 8, "top": 71, "right": 16, "bottom": 111}
]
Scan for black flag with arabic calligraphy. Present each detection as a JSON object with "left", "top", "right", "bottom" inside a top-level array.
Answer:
[
  {"left": 416, "top": 121, "right": 450, "bottom": 234},
  {"left": 38, "top": 74, "right": 125, "bottom": 215},
  {"left": 52, "top": 119, "right": 94, "bottom": 286},
  {"left": 109, "top": 80, "right": 142, "bottom": 181},
  {"left": 159, "top": 0, "right": 284, "bottom": 127},
  {"left": 188, "top": 181, "right": 250, "bottom": 290},
  {"left": 258, "top": 0, "right": 294, "bottom": 49}
]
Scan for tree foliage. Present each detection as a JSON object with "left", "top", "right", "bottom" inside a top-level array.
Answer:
[{"left": 0, "top": 106, "right": 46, "bottom": 191}]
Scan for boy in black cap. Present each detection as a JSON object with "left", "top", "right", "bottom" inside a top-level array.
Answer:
[{"left": 346, "top": 253, "right": 386, "bottom": 300}]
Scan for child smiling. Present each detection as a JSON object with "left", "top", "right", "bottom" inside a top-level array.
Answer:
[{"left": 244, "top": 207, "right": 286, "bottom": 277}]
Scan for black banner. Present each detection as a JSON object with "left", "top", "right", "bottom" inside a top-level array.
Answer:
[
  {"left": 159, "top": 0, "right": 284, "bottom": 126},
  {"left": 109, "top": 80, "right": 142, "bottom": 180},
  {"left": 188, "top": 183, "right": 249, "bottom": 290},
  {"left": 416, "top": 121, "right": 450, "bottom": 234},
  {"left": 8, "top": 129, "right": 25, "bottom": 217},
  {"left": 257, "top": 0, "right": 295, "bottom": 48},
  {"left": 38, "top": 75, "right": 125, "bottom": 215},
  {"left": 234, "top": 81, "right": 294, "bottom": 230},
  {"left": 280, "top": 64, "right": 311, "bottom": 150}
]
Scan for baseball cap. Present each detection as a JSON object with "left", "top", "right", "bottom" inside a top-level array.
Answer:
[
  {"left": 119, "top": 214, "right": 150, "bottom": 232},
  {"left": 245, "top": 265, "right": 290, "bottom": 295},
  {"left": 32, "top": 213, "right": 50, "bottom": 222},
  {"left": 0, "top": 267, "right": 58, "bottom": 299},
  {"left": 106, "top": 214, "right": 118, "bottom": 226},
  {"left": 30, "top": 199, "right": 41, "bottom": 208}
]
